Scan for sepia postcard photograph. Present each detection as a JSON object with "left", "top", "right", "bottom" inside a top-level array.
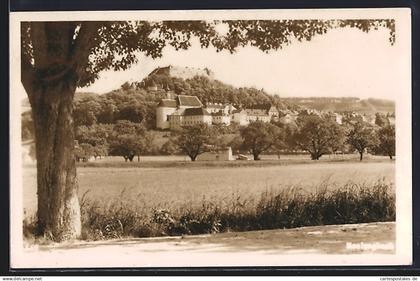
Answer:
[{"left": 9, "top": 8, "right": 412, "bottom": 268}]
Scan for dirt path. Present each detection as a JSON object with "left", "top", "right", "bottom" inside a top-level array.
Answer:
[{"left": 14, "top": 222, "right": 395, "bottom": 268}]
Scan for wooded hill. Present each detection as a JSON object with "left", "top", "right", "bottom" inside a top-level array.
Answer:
[
  {"left": 22, "top": 66, "right": 395, "bottom": 133},
  {"left": 281, "top": 97, "right": 395, "bottom": 114}
]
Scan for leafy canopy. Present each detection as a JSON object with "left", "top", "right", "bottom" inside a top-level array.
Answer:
[
  {"left": 21, "top": 19, "right": 395, "bottom": 95},
  {"left": 173, "top": 123, "right": 215, "bottom": 161},
  {"left": 240, "top": 121, "right": 281, "bottom": 160},
  {"left": 346, "top": 121, "right": 379, "bottom": 154},
  {"left": 375, "top": 124, "right": 395, "bottom": 158},
  {"left": 294, "top": 114, "right": 345, "bottom": 160}
]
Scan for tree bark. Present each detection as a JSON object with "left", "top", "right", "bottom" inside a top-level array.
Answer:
[{"left": 30, "top": 80, "right": 81, "bottom": 241}]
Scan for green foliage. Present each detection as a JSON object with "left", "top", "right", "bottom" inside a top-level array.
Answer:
[
  {"left": 74, "top": 90, "right": 162, "bottom": 128},
  {"left": 346, "top": 121, "right": 378, "bottom": 161},
  {"left": 240, "top": 121, "right": 281, "bottom": 160},
  {"left": 374, "top": 125, "right": 395, "bottom": 159},
  {"left": 22, "top": 20, "right": 394, "bottom": 90},
  {"left": 74, "top": 93, "right": 102, "bottom": 126},
  {"left": 28, "top": 143, "right": 36, "bottom": 160},
  {"left": 75, "top": 143, "right": 94, "bottom": 162},
  {"left": 108, "top": 120, "right": 149, "bottom": 161},
  {"left": 255, "top": 180, "right": 394, "bottom": 229},
  {"left": 294, "top": 114, "right": 345, "bottom": 160},
  {"left": 76, "top": 123, "right": 112, "bottom": 146},
  {"left": 160, "top": 138, "right": 179, "bottom": 155},
  {"left": 173, "top": 123, "right": 215, "bottom": 161},
  {"left": 21, "top": 111, "right": 34, "bottom": 141},
  {"left": 55, "top": 180, "right": 395, "bottom": 240},
  {"left": 75, "top": 124, "right": 112, "bottom": 160},
  {"left": 375, "top": 112, "right": 390, "bottom": 127},
  {"left": 141, "top": 74, "right": 276, "bottom": 108}
]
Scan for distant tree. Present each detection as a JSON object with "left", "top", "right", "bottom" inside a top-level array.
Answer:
[
  {"left": 92, "top": 144, "right": 109, "bottom": 159},
  {"left": 346, "top": 121, "right": 378, "bottom": 161},
  {"left": 271, "top": 121, "right": 294, "bottom": 156},
  {"left": 294, "top": 115, "right": 345, "bottom": 160},
  {"left": 75, "top": 124, "right": 112, "bottom": 147},
  {"left": 117, "top": 103, "right": 145, "bottom": 123},
  {"left": 108, "top": 120, "right": 147, "bottom": 161},
  {"left": 283, "top": 124, "right": 299, "bottom": 152},
  {"left": 375, "top": 125, "right": 395, "bottom": 159},
  {"left": 73, "top": 94, "right": 101, "bottom": 126},
  {"left": 161, "top": 138, "right": 179, "bottom": 155},
  {"left": 75, "top": 123, "right": 112, "bottom": 159},
  {"left": 173, "top": 123, "right": 214, "bottom": 161},
  {"left": 74, "top": 143, "right": 94, "bottom": 162},
  {"left": 138, "top": 131, "right": 157, "bottom": 159},
  {"left": 228, "top": 134, "right": 245, "bottom": 154},
  {"left": 328, "top": 122, "right": 347, "bottom": 154},
  {"left": 21, "top": 111, "right": 34, "bottom": 141},
  {"left": 341, "top": 113, "right": 364, "bottom": 126},
  {"left": 29, "top": 142, "right": 36, "bottom": 160},
  {"left": 240, "top": 121, "right": 280, "bottom": 160},
  {"left": 121, "top": 81, "right": 132, "bottom": 91},
  {"left": 109, "top": 135, "right": 138, "bottom": 162},
  {"left": 97, "top": 99, "right": 118, "bottom": 124},
  {"left": 375, "top": 112, "right": 390, "bottom": 127},
  {"left": 214, "top": 133, "right": 237, "bottom": 151}
]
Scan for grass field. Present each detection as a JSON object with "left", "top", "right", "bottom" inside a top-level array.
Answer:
[{"left": 23, "top": 159, "right": 395, "bottom": 219}]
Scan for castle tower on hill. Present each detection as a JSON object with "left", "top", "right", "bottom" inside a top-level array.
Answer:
[
  {"left": 152, "top": 65, "right": 282, "bottom": 130},
  {"left": 148, "top": 65, "right": 215, "bottom": 81}
]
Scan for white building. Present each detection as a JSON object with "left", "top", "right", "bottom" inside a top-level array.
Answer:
[
  {"left": 180, "top": 108, "right": 212, "bottom": 127},
  {"left": 205, "top": 102, "right": 235, "bottom": 115},
  {"left": 244, "top": 105, "right": 277, "bottom": 123},
  {"left": 212, "top": 111, "right": 231, "bottom": 125},
  {"left": 156, "top": 95, "right": 277, "bottom": 129},
  {"left": 156, "top": 95, "right": 203, "bottom": 129},
  {"left": 156, "top": 99, "right": 177, "bottom": 129},
  {"left": 231, "top": 109, "right": 249, "bottom": 126}
]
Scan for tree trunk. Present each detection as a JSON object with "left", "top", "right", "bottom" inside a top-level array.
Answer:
[
  {"left": 310, "top": 153, "right": 319, "bottom": 160},
  {"left": 359, "top": 152, "right": 363, "bottom": 161},
  {"left": 253, "top": 153, "right": 261, "bottom": 160},
  {"left": 30, "top": 81, "right": 81, "bottom": 241},
  {"left": 389, "top": 155, "right": 393, "bottom": 160}
]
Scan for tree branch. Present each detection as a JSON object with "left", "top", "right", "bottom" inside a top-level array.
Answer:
[
  {"left": 70, "top": 22, "right": 101, "bottom": 76},
  {"left": 21, "top": 58, "right": 36, "bottom": 104},
  {"left": 30, "top": 22, "right": 48, "bottom": 69}
]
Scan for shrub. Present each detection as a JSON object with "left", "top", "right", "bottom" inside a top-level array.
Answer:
[{"left": 24, "top": 180, "right": 395, "bottom": 241}]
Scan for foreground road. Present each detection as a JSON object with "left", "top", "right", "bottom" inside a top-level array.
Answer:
[{"left": 13, "top": 222, "right": 396, "bottom": 268}]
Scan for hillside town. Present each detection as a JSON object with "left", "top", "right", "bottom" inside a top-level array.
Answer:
[
  {"left": 21, "top": 64, "right": 396, "bottom": 165},
  {"left": 156, "top": 91, "right": 395, "bottom": 130},
  {"left": 156, "top": 93, "right": 280, "bottom": 129}
]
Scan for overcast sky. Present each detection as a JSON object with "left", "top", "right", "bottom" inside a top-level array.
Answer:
[{"left": 78, "top": 26, "right": 398, "bottom": 101}]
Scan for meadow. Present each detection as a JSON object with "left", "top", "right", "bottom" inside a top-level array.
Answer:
[
  {"left": 22, "top": 157, "right": 395, "bottom": 240},
  {"left": 22, "top": 158, "right": 395, "bottom": 217}
]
